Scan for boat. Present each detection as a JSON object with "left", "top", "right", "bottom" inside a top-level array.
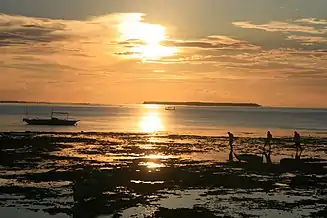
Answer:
[
  {"left": 233, "top": 152, "right": 264, "bottom": 164},
  {"left": 23, "top": 110, "right": 79, "bottom": 126},
  {"left": 229, "top": 140, "right": 267, "bottom": 164},
  {"left": 165, "top": 106, "right": 176, "bottom": 111}
]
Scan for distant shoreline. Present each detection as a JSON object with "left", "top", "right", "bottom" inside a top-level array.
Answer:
[
  {"left": 1, "top": 101, "right": 326, "bottom": 109},
  {"left": 0, "top": 101, "right": 97, "bottom": 106},
  {"left": 0, "top": 100, "right": 261, "bottom": 107},
  {"left": 143, "top": 101, "right": 261, "bottom": 107}
]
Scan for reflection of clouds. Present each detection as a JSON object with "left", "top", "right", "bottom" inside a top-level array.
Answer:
[
  {"left": 139, "top": 144, "right": 154, "bottom": 150},
  {"left": 144, "top": 154, "right": 172, "bottom": 159},
  {"left": 139, "top": 112, "right": 164, "bottom": 133}
]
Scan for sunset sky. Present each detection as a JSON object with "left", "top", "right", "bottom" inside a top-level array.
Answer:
[{"left": 1, "top": 0, "right": 327, "bottom": 107}]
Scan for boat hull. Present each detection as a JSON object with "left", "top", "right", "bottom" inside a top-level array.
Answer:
[
  {"left": 23, "top": 118, "right": 78, "bottom": 126},
  {"left": 234, "top": 153, "right": 263, "bottom": 163}
]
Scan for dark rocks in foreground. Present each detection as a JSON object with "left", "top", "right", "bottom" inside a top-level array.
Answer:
[{"left": 0, "top": 133, "right": 327, "bottom": 218}]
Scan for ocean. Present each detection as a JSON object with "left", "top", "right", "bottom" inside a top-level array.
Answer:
[{"left": 1, "top": 103, "right": 327, "bottom": 136}]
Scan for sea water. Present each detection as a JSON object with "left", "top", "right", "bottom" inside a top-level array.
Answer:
[{"left": 1, "top": 103, "right": 327, "bottom": 137}]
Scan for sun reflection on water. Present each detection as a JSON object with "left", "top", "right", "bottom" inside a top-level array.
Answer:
[
  {"left": 143, "top": 104, "right": 160, "bottom": 109},
  {"left": 145, "top": 154, "right": 171, "bottom": 159},
  {"left": 139, "top": 162, "right": 165, "bottom": 169},
  {"left": 138, "top": 154, "right": 171, "bottom": 169},
  {"left": 139, "top": 112, "right": 164, "bottom": 133}
]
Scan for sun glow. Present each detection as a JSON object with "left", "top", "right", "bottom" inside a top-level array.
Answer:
[
  {"left": 119, "top": 14, "right": 177, "bottom": 60},
  {"left": 140, "top": 112, "right": 164, "bottom": 133},
  {"left": 139, "top": 162, "right": 165, "bottom": 169},
  {"left": 143, "top": 104, "right": 160, "bottom": 109}
]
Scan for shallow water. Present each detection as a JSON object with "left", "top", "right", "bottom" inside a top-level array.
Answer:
[
  {"left": 1, "top": 103, "right": 327, "bottom": 137},
  {"left": 0, "top": 132, "right": 327, "bottom": 217}
]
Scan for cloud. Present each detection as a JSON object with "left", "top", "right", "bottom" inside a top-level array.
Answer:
[
  {"left": 113, "top": 34, "right": 260, "bottom": 61},
  {"left": 0, "top": 13, "right": 128, "bottom": 48},
  {"left": 0, "top": 28, "right": 68, "bottom": 46},
  {"left": 0, "top": 13, "right": 143, "bottom": 98},
  {"left": 114, "top": 51, "right": 139, "bottom": 56},
  {"left": 233, "top": 20, "right": 326, "bottom": 34},
  {"left": 161, "top": 35, "right": 260, "bottom": 51},
  {"left": 295, "top": 18, "right": 327, "bottom": 25},
  {"left": 0, "top": 14, "right": 68, "bottom": 46},
  {"left": 235, "top": 48, "right": 327, "bottom": 74},
  {"left": 1, "top": 13, "right": 327, "bottom": 106},
  {"left": 287, "top": 35, "right": 327, "bottom": 44}
]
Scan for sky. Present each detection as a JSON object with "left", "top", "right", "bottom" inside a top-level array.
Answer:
[{"left": 1, "top": 0, "right": 327, "bottom": 107}]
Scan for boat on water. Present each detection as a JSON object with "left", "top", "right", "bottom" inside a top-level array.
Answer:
[
  {"left": 23, "top": 110, "right": 79, "bottom": 126},
  {"left": 165, "top": 106, "right": 176, "bottom": 111}
]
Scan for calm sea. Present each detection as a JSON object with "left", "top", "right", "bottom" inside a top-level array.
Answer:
[{"left": 1, "top": 103, "right": 327, "bottom": 137}]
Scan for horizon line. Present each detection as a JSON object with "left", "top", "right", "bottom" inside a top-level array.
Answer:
[
  {"left": 0, "top": 100, "right": 261, "bottom": 106},
  {"left": 1, "top": 100, "right": 327, "bottom": 109}
]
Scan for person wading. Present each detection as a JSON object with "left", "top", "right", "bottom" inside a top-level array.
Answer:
[
  {"left": 228, "top": 132, "right": 234, "bottom": 162},
  {"left": 264, "top": 131, "right": 272, "bottom": 164},
  {"left": 294, "top": 131, "right": 302, "bottom": 159}
]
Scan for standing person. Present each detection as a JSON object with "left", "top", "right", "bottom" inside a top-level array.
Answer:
[
  {"left": 264, "top": 131, "right": 272, "bottom": 164},
  {"left": 265, "top": 131, "right": 272, "bottom": 150},
  {"left": 294, "top": 131, "right": 302, "bottom": 159},
  {"left": 228, "top": 132, "right": 234, "bottom": 161}
]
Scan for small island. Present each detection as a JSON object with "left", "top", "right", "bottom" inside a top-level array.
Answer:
[{"left": 143, "top": 101, "right": 261, "bottom": 107}]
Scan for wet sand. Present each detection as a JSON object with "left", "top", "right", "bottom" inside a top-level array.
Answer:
[{"left": 0, "top": 132, "right": 327, "bottom": 218}]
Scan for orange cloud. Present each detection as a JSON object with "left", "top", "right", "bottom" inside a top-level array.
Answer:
[
  {"left": 1, "top": 13, "right": 327, "bottom": 107},
  {"left": 233, "top": 20, "right": 326, "bottom": 34}
]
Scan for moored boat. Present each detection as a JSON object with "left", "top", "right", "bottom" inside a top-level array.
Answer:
[
  {"left": 165, "top": 106, "right": 176, "bottom": 111},
  {"left": 23, "top": 110, "right": 79, "bottom": 126}
]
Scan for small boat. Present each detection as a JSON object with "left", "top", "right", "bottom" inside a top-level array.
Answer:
[
  {"left": 23, "top": 110, "right": 79, "bottom": 126},
  {"left": 230, "top": 141, "right": 268, "bottom": 164},
  {"left": 165, "top": 106, "right": 176, "bottom": 111},
  {"left": 234, "top": 152, "right": 264, "bottom": 164}
]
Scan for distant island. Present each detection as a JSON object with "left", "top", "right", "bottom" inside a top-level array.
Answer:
[
  {"left": 143, "top": 101, "right": 261, "bottom": 107},
  {"left": 0, "top": 100, "right": 261, "bottom": 107}
]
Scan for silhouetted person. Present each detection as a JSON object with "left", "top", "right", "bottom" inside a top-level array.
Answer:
[
  {"left": 264, "top": 131, "right": 272, "bottom": 164},
  {"left": 265, "top": 131, "right": 272, "bottom": 147},
  {"left": 228, "top": 132, "right": 234, "bottom": 161},
  {"left": 294, "top": 131, "right": 302, "bottom": 159}
]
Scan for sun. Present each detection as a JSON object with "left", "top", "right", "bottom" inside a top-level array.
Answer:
[
  {"left": 119, "top": 14, "right": 165, "bottom": 44},
  {"left": 119, "top": 14, "right": 177, "bottom": 60}
]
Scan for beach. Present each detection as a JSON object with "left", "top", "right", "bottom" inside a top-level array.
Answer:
[{"left": 1, "top": 131, "right": 327, "bottom": 218}]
